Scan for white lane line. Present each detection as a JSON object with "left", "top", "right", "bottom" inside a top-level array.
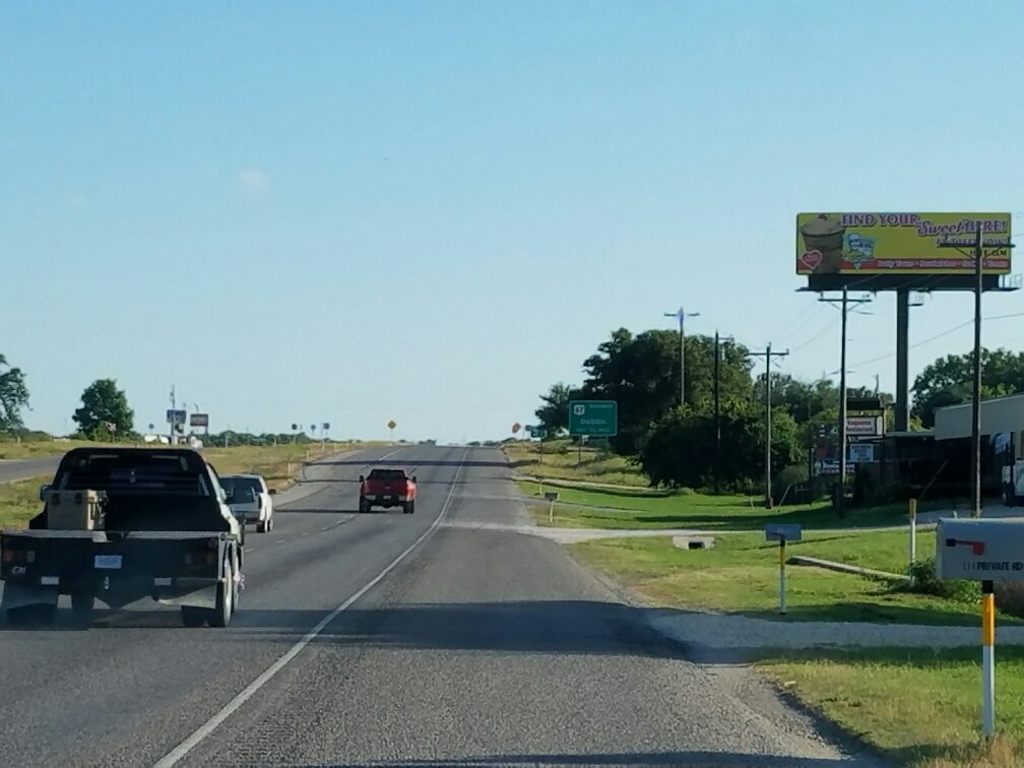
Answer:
[
  {"left": 154, "top": 451, "right": 466, "bottom": 768},
  {"left": 274, "top": 539, "right": 285, "bottom": 545},
  {"left": 320, "top": 526, "right": 330, "bottom": 532}
]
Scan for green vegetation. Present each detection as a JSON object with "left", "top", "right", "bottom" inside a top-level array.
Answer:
[
  {"left": 760, "top": 648, "right": 1024, "bottom": 767},
  {"left": 0, "top": 354, "right": 29, "bottom": 432},
  {"left": 520, "top": 479, "right": 940, "bottom": 531},
  {"left": 571, "top": 531, "right": 1010, "bottom": 625},
  {"left": 73, "top": 378, "right": 134, "bottom": 439},
  {"left": 504, "top": 440, "right": 647, "bottom": 488},
  {"left": 0, "top": 476, "right": 49, "bottom": 529}
]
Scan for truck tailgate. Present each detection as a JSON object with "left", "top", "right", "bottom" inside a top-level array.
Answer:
[{"left": 1, "top": 531, "right": 230, "bottom": 584}]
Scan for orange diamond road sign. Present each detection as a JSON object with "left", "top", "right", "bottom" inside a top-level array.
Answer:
[{"left": 512, "top": 423, "right": 521, "bottom": 434}]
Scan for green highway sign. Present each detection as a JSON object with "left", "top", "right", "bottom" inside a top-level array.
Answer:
[
  {"left": 527, "top": 426, "right": 548, "bottom": 439},
  {"left": 568, "top": 400, "right": 618, "bottom": 436}
]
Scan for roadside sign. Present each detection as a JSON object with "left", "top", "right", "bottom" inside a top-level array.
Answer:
[
  {"left": 568, "top": 400, "right": 618, "bottom": 437},
  {"left": 846, "top": 416, "right": 882, "bottom": 436},
  {"left": 166, "top": 409, "right": 187, "bottom": 425},
  {"left": 291, "top": 423, "right": 298, "bottom": 431},
  {"left": 388, "top": 420, "right": 397, "bottom": 430},
  {"left": 533, "top": 427, "right": 548, "bottom": 439},
  {"left": 765, "top": 523, "right": 802, "bottom": 542},
  {"left": 936, "top": 518, "right": 1024, "bottom": 581},
  {"left": 848, "top": 443, "right": 875, "bottom": 463},
  {"left": 323, "top": 422, "right": 330, "bottom": 431},
  {"left": 512, "top": 423, "right": 521, "bottom": 434},
  {"left": 544, "top": 492, "right": 558, "bottom": 501},
  {"left": 190, "top": 413, "right": 210, "bottom": 428}
]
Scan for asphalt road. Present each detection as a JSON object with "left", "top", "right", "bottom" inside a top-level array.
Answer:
[
  {"left": 0, "top": 445, "right": 879, "bottom": 767},
  {"left": 0, "top": 456, "right": 61, "bottom": 485}
]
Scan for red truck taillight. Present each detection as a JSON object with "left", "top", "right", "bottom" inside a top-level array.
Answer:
[{"left": 2, "top": 548, "right": 34, "bottom": 564}]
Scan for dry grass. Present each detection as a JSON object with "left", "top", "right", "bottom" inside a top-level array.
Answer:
[{"left": 504, "top": 440, "right": 647, "bottom": 488}]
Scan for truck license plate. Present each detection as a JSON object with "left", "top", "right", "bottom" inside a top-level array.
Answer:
[{"left": 94, "top": 555, "right": 123, "bottom": 570}]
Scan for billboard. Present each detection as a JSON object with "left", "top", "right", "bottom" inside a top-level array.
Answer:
[
  {"left": 190, "top": 413, "right": 209, "bottom": 428},
  {"left": 797, "top": 213, "right": 1011, "bottom": 276}
]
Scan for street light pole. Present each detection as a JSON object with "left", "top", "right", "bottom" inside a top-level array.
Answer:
[{"left": 664, "top": 307, "right": 700, "bottom": 406}]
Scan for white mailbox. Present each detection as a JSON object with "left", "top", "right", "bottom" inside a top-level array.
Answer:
[
  {"left": 765, "top": 523, "right": 802, "bottom": 542},
  {"left": 936, "top": 518, "right": 1024, "bottom": 581}
]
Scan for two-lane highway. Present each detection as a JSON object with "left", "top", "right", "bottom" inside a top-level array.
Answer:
[{"left": 0, "top": 445, "right": 876, "bottom": 767}]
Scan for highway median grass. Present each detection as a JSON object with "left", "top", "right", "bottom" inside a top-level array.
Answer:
[{"left": 571, "top": 529, "right": 1014, "bottom": 626}]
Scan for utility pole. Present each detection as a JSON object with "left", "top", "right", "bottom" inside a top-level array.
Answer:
[
  {"left": 938, "top": 221, "right": 1000, "bottom": 518},
  {"left": 714, "top": 331, "right": 734, "bottom": 495},
  {"left": 972, "top": 223, "right": 985, "bottom": 517},
  {"left": 820, "top": 289, "right": 871, "bottom": 518},
  {"left": 750, "top": 344, "right": 789, "bottom": 508},
  {"left": 664, "top": 307, "right": 700, "bottom": 406},
  {"left": 169, "top": 385, "right": 176, "bottom": 446}
]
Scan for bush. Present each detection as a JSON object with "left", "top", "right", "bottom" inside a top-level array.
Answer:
[
  {"left": 906, "top": 557, "right": 980, "bottom": 602},
  {"left": 994, "top": 582, "right": 1024, "bottom": 620},
  {"left": 772, "top": 465, "right": 808, "bottom": 506}
]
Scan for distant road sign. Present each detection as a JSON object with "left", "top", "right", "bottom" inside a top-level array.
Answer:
[
  {"left": 388, "top": 420, "right": 397, "bottom": 430},
  {"left": 190, "top": 413, "right": 209, "bottom": 428},
  {"left": 512, "top": 423, "right": 521, "bottom": 434},
  {"left": 568, "top": 401, "right": 618, "bottom": 437},
  {"left": 323, "top": 422, "right": 330, "bottom": 431},
  {"left": 291, "top": 423, "right": 298, "bottom": 431},
  {"left": 166, "top": 409, "right": 186, "bottom": 425}
]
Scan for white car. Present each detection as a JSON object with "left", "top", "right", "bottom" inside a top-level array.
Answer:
[{"left": 221, "top": 474, "right": 276, "bottom": 533}]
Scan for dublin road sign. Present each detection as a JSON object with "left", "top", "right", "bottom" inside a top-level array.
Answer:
[{"left": 568, "top": 400, "right": 618, "bottom": 437}]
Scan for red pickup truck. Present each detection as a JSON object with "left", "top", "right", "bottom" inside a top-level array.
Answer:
[{"left": 358, "top": 468, "right": 417, "bottom": 514}]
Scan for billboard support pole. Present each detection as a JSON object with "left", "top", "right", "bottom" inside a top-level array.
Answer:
[
  {"left": 838, "top": 287, "right": 849, "bottom": 517},
  {"left": 973, "top": 223, "right": 985, "bottom": 518},
  {"left": 896, "top": 290, "right": 911, "bottom": 432}
]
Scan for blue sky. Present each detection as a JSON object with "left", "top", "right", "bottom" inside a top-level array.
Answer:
[{"left": 2, "top": 1, "right": 1023, "bottom": 442}]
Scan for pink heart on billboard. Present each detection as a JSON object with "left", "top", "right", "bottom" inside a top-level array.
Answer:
[{"left": 800, "top": 250, "right": 823, "bottom": 271}]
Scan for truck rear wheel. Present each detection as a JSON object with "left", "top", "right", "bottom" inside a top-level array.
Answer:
[
  {"left": 404, "top": 501, "right": 415, "bottom": 514},
  {"left": 70, "top": 591, "right": 95, "bottom": 622},
  {"left": 7, "top": 604, "right": 57, "bottom": 627},
  {"left": 359, "top": 498, "right": 370, "bottom": 513},
  {"left": 256, "top": 520, "right": 267, "bottom": 533},
  {"left": 207, "top": 556, "right": 235, "bottom": 628}
]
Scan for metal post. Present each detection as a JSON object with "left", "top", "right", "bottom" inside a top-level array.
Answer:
[
  {"left": 973, "top": 223, "right": 984, "bottom": 518},
  {"left": 838, "top": 287, "right": 849, "bottom": 517},
  {"left": 982, "top": 579, "right": 995, "bottom": 738},
  {"left": 895, "top": 289, "right": 910, "bottom": 432},
  {"left": 714, "top": 331, "right": 722, "bottom": 494},
  {"left": 680, "top": 312, "right": 686, "bottom": 406},
  {"left": 908, "top": 498, "right": 918, "bottom": 584},
  {"left": 766, "top": 346, "right": 773, "bottom": 508},
  {"left": 779, "top": 538, "right": 787, "bottom": 614}
]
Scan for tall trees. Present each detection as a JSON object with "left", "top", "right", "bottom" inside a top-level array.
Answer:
[
  {"left": 912, "top": 349, "right": 1024, "bottom": 427},
  {"left": 0, "top": 354, "right": 29, "bottom": 432},
  {"left": 73, "top": 379, "right": 134, "bottom": 438}
]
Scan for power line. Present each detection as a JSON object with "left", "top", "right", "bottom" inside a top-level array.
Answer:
[{"left": 841, "top": 311, "right": 1024, "bottom": 372}]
